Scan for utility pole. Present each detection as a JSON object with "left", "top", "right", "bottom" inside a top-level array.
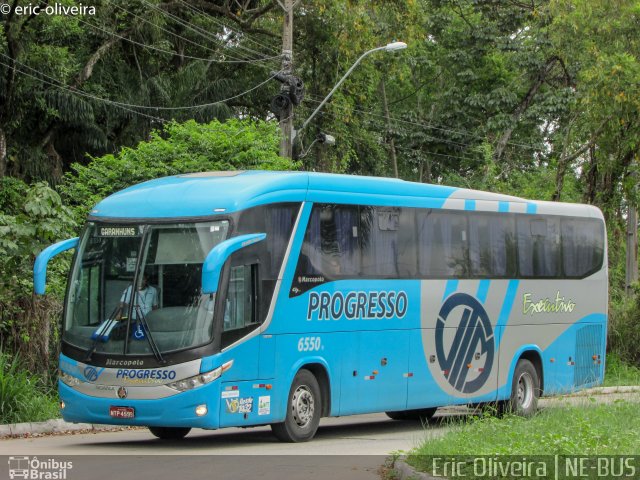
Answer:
[{"left": 278, "top": 0, "right": 295, "bottom": 158}]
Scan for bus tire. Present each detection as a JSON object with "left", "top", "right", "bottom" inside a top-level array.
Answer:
[
  {"left": 271, "top": 369, "right": 321, "bottom": 442},
  {"left": 504, "top": 359, "right": 540, "bottom": 417},
  {"left": 148, "top": 426, "right": 191, "bottom": 440}
]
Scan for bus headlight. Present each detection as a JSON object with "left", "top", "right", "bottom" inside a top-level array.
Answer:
[
  {"left": 167, "top": 360, "right": 233, "bottom": 392},
  {"left": 59, "top": 371, "right": 81, "bottom": 387}
]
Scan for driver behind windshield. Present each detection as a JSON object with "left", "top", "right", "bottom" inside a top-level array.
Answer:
[{"left": 118, "top": 274, "right": 159, "bottom": 319}]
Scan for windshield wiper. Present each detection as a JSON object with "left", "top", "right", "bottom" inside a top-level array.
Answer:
[
  {"left": 133, "top": 305, "right": 165, "bottom": 364},
  {"left": 84, "top": 305, "right": 121, "bottom": 362}
]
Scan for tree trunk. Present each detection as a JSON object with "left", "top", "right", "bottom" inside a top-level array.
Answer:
[
  {"left": 0, "top": 127, "right": 6, "bottom": 178},
  {"left": 495, "top": 57, "right": 561, "bottom": 162},
  {"left": 626, "top": 203, "right": 639, "bottom": 296},
  {"left": 552, "top": 125, "right": 573, "bottom": 201},
  {"left": 582, "top": 146, "right": 598, "bottom": 204}
]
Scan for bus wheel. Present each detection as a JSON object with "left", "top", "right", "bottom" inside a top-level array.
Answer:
[
  {"left": 505, "top": 359, "right": 540, "bottom": 417},
  {"left": 271, "top": 369, "right": 321, "bottom": 442},
  {"left": 148, "top": 426, "right": 191, "bottom": 440}
]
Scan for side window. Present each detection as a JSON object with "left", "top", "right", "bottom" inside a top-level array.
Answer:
[
  {"left": 236, "top": 203, "right": 299, "bottom": 322},
  {"left": 468, "top": 214, "right": 516, "bottom": 277},
  {"left": 74, "top": 263, "right": 102, "bottom": 326},
  {"left": 360, "top": 207, "right": 417, "bottom": 278},
  {"left": 562, "top": 218, "right": 604, "bottom": 277},
  {"left": 221, "top": 264, "right": 258, "bottom": 348},
  {"left": 297, "top": 204, "right": 360, "bottom": 279},
  {"left": 418, "top": 211, "right": 468, "bottom": 277},
  {"left": 224, "top": 264, "right": 257, "bottom": 331},
  {"left": 517, "top": 216, "right": 561, "bottom": 277}
]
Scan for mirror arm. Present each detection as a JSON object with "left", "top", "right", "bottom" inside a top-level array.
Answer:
[
  {"left": 33, "top": 237, "right": 79, "bottom": 295},
  {"left": 202, "top": 233, "right": 266, "bottom": 294}
]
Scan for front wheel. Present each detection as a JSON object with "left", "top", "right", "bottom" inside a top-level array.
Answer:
[
  {"left": 503, "top": 359, "right": 540, "bottom": 417},
  {"left": 271, "top": 369, "right": 321, "bottom": 442},
  {"left": 148, "top": 426, "right": 191, "bottom": 440}
]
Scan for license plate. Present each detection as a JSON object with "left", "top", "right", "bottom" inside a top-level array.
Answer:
[{"left": 110, "top": 406, "right": 135, "bottom": 419}]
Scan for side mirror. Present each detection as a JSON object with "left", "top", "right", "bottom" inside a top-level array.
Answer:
[
  {"left": 33, "top": 237, "right": 79, "bottom": 295},
  {"left": 201, "top": 233, "right": 266, "bottom": 294}
]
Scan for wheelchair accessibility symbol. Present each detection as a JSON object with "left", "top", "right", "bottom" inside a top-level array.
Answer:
[
  {"left": 435, "top": 293, "right": 494, "bottom": 394},
  {"left": 132, "top": 322, "right": 145, "bottom": 341}
]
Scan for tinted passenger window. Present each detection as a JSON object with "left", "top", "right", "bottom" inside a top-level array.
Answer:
[
  {"left": 360, "top": 207, "right": 409, "bottom": 277},
  {"left": 468, "top": 214, "right": 516, "bottom": 277},
  {"left": 517, "top": 216, "right": 561, "bottom": 277},
  {"left": 298, "top": 205, "right": 360, "bottom": 278},
  {"left": 561, "top": 218, "right": 604, "bottom": 277},
  {"left": 417, "top": 211, "right": 468, "bottom": 277}
]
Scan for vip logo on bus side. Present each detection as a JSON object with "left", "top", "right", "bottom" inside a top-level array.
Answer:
[{"left": 435, "top": 293, "right": 494, "bottom": 394}]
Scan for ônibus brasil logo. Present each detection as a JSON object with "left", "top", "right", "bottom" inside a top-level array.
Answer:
[{"left": 435, "top": 293, "right": 494, "bottom": 394}]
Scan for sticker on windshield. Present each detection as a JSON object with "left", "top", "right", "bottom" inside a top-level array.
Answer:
[
  {"left": 131, "top": 322, "right": 146, "bottom": 341},
  {"left": 97, "top": 226, "right": 142, "bottom": 237}
]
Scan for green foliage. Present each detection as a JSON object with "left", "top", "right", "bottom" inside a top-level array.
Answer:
[
  {"left": 409, "top": 402, "right": 640, "bottom": 473},
  {"left": 61, "top": 118, "right": 299, "bottom": 220},
  {"left": 0, "top": 177, "right": 76, "bottom": 376},
  {"left": 604, "top": 352, "right": 640, "bottom": 387},
  {"left": 607, "top": 286, "right": 640, "bottom": 365},
  {"left": 0, "top": 353, "right": 59, "bottom": 424}
]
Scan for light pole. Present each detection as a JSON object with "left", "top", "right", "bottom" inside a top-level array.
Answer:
[{"left": 295, "top": 41, "right": 407, "bottom": 147}]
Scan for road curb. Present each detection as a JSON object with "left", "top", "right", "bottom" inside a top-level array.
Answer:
[
  {"left": 0, "top": 419, "right": 132, "bottom": 439},
  {"left": 393, "top": 457, "right": 440, "bottom": 480}
]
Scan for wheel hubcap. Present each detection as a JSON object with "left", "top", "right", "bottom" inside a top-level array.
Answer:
[
  {"left": 291, "top": 385, "right": 315, "bottom": 428},
  {"left": 516, "top": 372, "right": 534, "bottom": 410}
]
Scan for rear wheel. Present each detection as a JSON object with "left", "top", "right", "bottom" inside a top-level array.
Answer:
[
  {"left": 503, "top": 359, "right": 540, "bottom": 417},
  {"left": 271, "top": 369, "right": 321, "bottom": 442},
  {"left": 148, "top": 426, "right": 191, "bottom": 440}
]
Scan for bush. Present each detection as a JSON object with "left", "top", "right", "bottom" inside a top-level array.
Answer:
[
  {"left": 0, "top": 178, "right": 76, "bottom": 378},
  {"left": 608, "top": 285, "right": 640, "bottom": 365},
  {"left": 61, "top": 118, "right": 300, "bottom": 221},
  {"left": 0, "top": 353, "right": 59, "bottom": 424}
]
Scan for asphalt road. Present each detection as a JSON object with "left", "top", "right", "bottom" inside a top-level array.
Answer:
[
  {"left": 0, "top": 412, "right": 441, "bottom": 456},
  {"left": 0, "top": 412, "right": 452, "bottom": 480}
]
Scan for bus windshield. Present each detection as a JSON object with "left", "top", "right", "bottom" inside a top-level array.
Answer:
[{"left": 64, "top": 221, "right": 230, "bottom": 356}]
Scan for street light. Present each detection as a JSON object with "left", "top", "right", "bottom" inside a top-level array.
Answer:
[{"left": 295, "top": 41, "right": 407, "bottom": 141}]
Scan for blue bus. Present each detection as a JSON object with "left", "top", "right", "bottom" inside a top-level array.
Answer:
[{"left": 34, "top": 171, "right": 607, "bottom": 442}]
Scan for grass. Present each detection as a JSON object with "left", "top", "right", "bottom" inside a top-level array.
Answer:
[
  {"left": 408, "top": 402, "right": 640, "bottom": 479},
  {"left": 0, "top": 353, "right": 60, "bottom": 424},
  {"left": 603, "top": 352, "right": 640, "bottom": 387}
]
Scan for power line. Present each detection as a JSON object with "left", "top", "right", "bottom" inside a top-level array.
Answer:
[
  {"left": 303, "top": 94, "right": 542, "bottom": 152},
  {"left": 0, "top": 58, "right": 166, "bottom": 123},
  {"left": 302, "top": 97, "right": 480, "bottom": 151},
  {"left": 0, "top": 52, "right": 281, "bottom": 112},
  {"left": 176, "top": 0, "right": 281, "bottom": 57},
  {"left": 109, "top": 4, "right": 280, "bottom": 63},
  {"left": 79, "top": 17, "right": 282, "bottom": 65},
  {"left": 139, "top": 0, "right": 276, "bottom": 62}
]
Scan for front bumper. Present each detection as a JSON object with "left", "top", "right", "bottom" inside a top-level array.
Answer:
[{"left": 59, "top": 381, "right": 221, "bottom": 429}]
